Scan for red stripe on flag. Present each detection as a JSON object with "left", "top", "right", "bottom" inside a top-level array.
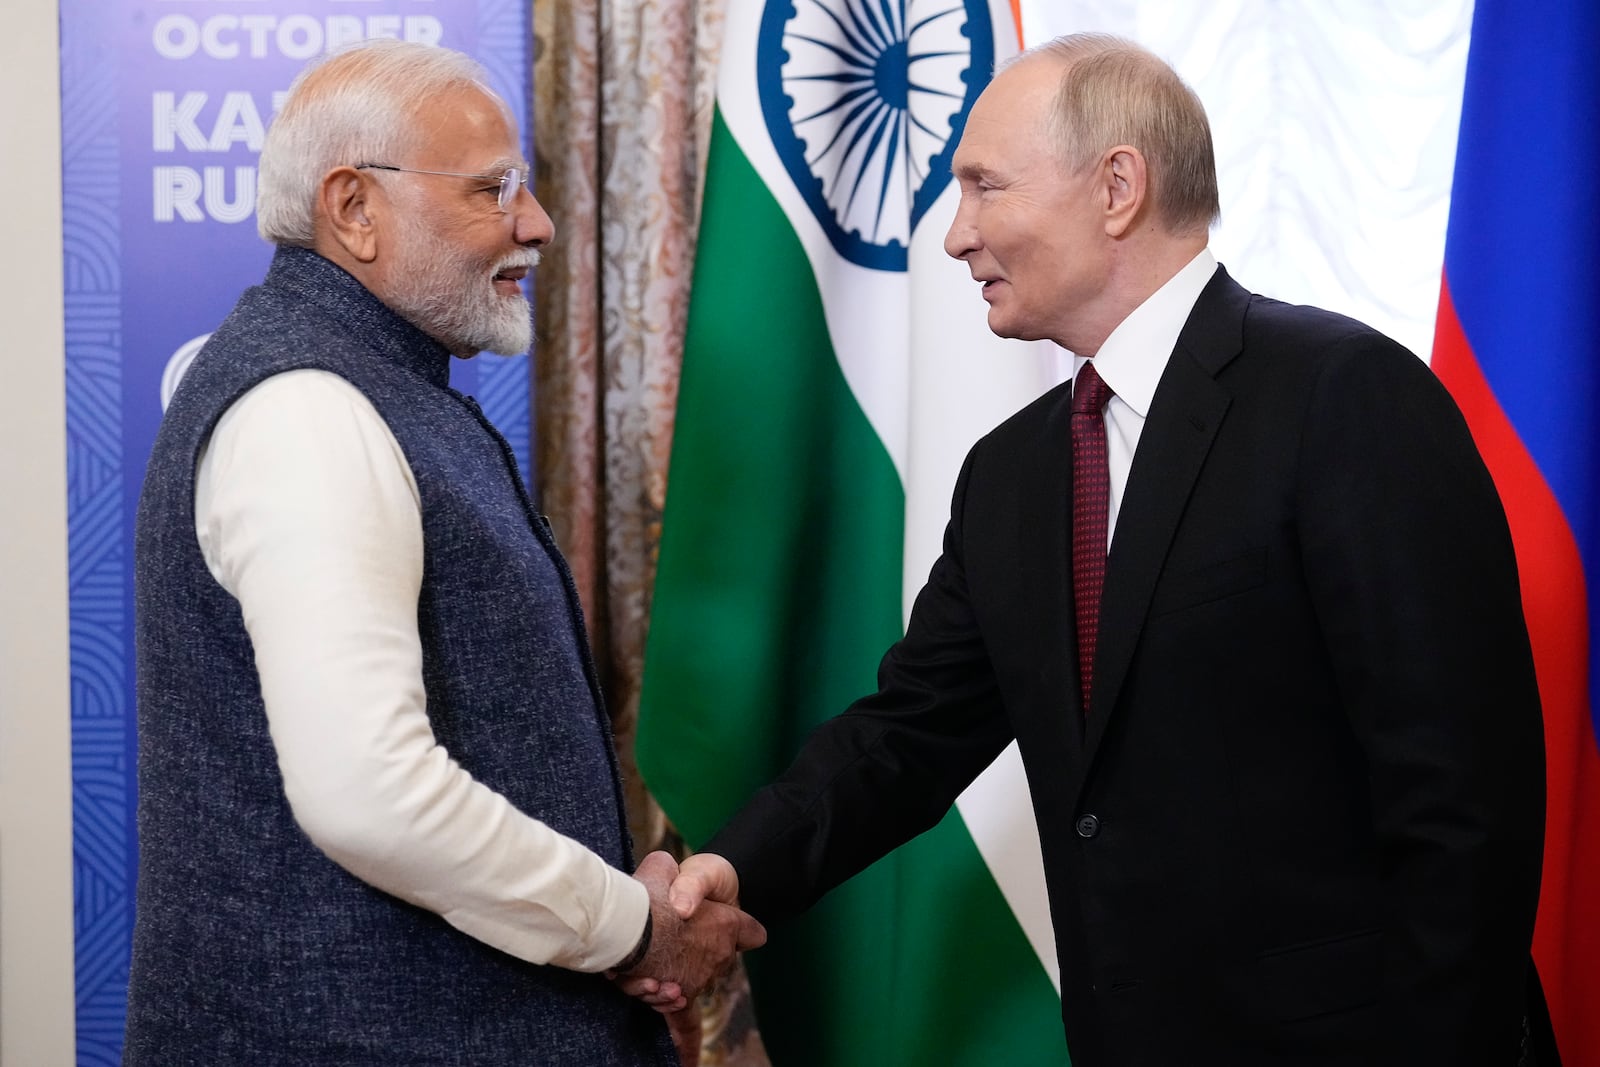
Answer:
[{"left": 1433, "top": 278, "right": 1600, "bottom": 1065}]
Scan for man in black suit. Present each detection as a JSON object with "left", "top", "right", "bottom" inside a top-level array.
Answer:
[{"left": 640, "top": 33, "right": 1546, "bottom": 1066}]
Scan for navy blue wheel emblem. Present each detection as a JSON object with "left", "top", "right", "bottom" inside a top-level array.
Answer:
[{"left": 758, "top": 0, "right": 994, "bottom": 272}]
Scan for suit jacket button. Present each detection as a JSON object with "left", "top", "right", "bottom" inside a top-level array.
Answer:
[{"left": 1076, "top": 814, "right": 1100, "bottom": 838}]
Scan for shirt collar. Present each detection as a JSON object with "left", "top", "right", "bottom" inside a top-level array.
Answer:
[{"left": 1074, "top": 248, "right": 1217, "bottom": 418}]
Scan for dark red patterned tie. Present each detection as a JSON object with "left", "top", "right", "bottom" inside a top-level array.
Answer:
[{"left": 1072, "top": 362, "right": 1115, "bottom": 714}]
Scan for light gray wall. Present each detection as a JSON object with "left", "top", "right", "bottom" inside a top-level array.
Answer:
[{"left": 0, "top": 0, "right": 78, "bottom": 1062}]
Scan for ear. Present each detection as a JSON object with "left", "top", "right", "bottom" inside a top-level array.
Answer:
[
  {"left": 319, "top": 166, "right": 380, "bottom": 264},
  {"left": 1100, "top": 146, "right": 1148, "bottom": 238}
]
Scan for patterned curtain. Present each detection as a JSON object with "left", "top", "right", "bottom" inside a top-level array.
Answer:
[{"left": 530, "top": 3, "right": 766, "bottom": 1063}]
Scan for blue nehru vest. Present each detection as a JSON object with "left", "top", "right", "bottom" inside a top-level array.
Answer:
[{"left": 126, "top": 247, "right": 676, "bottom": 1066}]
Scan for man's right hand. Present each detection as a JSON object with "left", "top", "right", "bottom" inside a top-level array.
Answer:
[
  {"left": 614, "top": 851, "right": 764, "bottom": 1009},
  {"left": 668, "top": 853, "right": 742, "bottom": 920}
]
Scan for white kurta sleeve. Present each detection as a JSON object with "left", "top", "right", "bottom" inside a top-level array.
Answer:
[{"left": 194, "top": 368, "right": 648, "bottom": 972}]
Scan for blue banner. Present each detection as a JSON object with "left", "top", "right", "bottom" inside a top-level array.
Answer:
[{"left": 60, "top": 4, "right": 533, "bottom": 1062}]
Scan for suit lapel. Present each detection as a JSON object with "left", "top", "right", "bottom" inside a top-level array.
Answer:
[{"left": 1080, "top": 269, "right": 1249, "bottom": 767}]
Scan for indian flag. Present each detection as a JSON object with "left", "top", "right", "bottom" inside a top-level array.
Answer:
[{"left": 638, "top": 1, "right": 1068, "bottom": 1062}]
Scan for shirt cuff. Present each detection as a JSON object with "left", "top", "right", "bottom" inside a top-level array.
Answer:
[{"left": 587, "top": 870, "right": 652, "bottom": 972}]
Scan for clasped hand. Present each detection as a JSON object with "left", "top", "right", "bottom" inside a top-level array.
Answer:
[{"left": 610, "top": 851, "right": 758, "bottom": 1013}]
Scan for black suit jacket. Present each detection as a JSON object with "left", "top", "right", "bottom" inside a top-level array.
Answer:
[{"left": 706, "top": 267, "right": 1546, "bottom": 1066}]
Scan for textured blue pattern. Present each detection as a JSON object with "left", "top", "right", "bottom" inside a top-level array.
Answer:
[
  {"left": 478, "top": 355, "right": 533, "bottom": 481},
  {"left": 60, "top": 3, "right": 132, "bottom": 1063},
  {"left": 475, "top": 0, "right": 536, "bottom": 483}
]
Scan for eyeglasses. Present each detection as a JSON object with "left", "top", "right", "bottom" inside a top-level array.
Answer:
[{"left": 355, "top": 163, "right": 529, "bottom": 213}]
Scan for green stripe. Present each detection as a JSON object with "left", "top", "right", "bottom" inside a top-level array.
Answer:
[{"left": 639, "top": 108, "right": 1066, "bottom": 1066}]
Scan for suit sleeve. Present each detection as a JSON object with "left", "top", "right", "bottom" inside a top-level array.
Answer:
[
  {"left": 704, "top": 447, "right": 1017, "bottom": 924},
  {"left": 1294, "top": 333, "right": 1544, "bottom": 1058}
]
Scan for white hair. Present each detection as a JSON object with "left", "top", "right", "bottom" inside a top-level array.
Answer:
[{"left": 256, "top": 39, "right": 495, "bottom": 246}]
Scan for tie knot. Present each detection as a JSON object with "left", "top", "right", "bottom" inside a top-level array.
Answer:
[{"left": 1072, "top": 362, "right": 1115, "bottom": 415}]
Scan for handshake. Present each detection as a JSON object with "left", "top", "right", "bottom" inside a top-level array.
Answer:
[{"left": 610, "top": 851, "right": 765, "bottom": 1012}]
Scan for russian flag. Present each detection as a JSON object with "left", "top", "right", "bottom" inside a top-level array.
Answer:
[{"left": 1431, "top": 3, "right": 1600, "bottom": 1062}]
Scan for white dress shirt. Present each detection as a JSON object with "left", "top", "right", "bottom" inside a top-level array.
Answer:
[
  {"left": 194, "top": 368, "right": 649, "bottom": 972},
  {"left": 1073, "top": 248, "right": 1219, "bottom": 549}
]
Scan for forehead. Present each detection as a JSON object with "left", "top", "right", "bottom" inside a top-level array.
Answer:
[
  {"left": 953, "top": 59, "right": 1062, "bottom": 172},
  {"left": 410, "top": 85, "right": 521, "bottom": 168}
]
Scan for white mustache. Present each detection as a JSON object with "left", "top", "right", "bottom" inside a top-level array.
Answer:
[{"left": 493, "top": 250, "right": 541, "bottom": 275}]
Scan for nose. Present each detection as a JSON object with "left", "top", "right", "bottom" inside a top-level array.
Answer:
[
  {"left": 511, "top": 186, "right": 555, "bottom": 248},
  {"left": 944, "top": 197, "right": 978, "bottom": 261}
]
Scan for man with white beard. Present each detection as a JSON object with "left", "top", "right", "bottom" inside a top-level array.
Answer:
[{"left": 125, "top": 39, "right": 761, "bottom": 1065}]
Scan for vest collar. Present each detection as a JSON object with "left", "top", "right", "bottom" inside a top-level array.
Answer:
[{"left": 265, "top": 246, "right": 454, "bottom": 390}]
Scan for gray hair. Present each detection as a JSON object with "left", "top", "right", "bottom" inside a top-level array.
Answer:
[
  {"left": 1003, "top": 34, "right": 1220, "bottom": 236},
  {"left": 256, "top": 39, "right": 494, "bottom": 247}
]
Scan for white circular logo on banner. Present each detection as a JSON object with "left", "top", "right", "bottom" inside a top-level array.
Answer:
[{"left": 161, "top": 334, "right": 211, "bottom": 411}]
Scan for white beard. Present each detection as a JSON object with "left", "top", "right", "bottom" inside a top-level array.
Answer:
[{"left": 384, "top": 215, "right": 536, "bottom": 357}]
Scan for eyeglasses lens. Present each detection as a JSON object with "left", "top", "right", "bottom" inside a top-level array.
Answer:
[{"left": 499, "top": 168, "right": 523, "bottom": 213}]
